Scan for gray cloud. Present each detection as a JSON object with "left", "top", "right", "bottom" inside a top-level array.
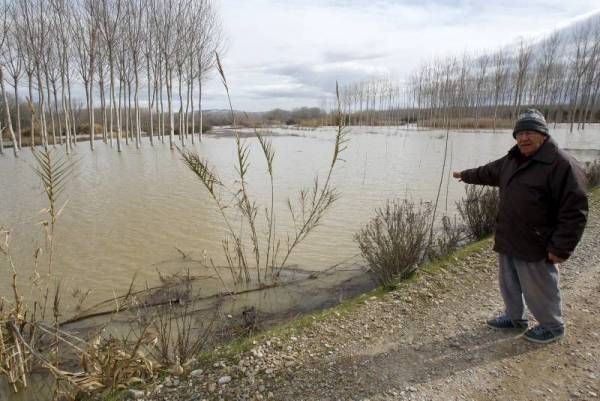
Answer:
[
  {"left": 265, "top": 61, "right": 387, "bottom": 93},
  {"left": 247, "top": 85, "right": 323, "bottom": 99},
  {"left": 322, "top": 49, "right": 387, "bottom": 63},
  {"left": 207, "top": 0, "right": 600, "bottom": 111}
]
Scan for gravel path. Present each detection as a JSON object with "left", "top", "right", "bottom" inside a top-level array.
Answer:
[{"left": 147, "top": 195, "right": 600, "bottom": 401}]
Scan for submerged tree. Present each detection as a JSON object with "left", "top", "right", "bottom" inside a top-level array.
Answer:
[{"left": 0, "top": 0, "right": 223, "bottom": 154}]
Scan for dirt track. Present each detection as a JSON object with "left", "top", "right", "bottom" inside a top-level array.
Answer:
[{"left": 150, "top": 195, "right": 600, "bottom": 401}]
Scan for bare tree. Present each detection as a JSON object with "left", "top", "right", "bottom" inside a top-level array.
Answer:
[
  {"left": 72, "top": 0, "right": 99, "bottom": 150},
  {"left": 49, "top": 0, "right": 73, "bottom": 153},
  {"left": 98, "top": 0, "right": 123, "bottom": 150},
  {"left": 510, "top": 41, "right": 533, "bottom": 119},
  {"left": 0, "top": 2, "right": 19, "bottom": 155},
  {"left": 123, "top": 0, "right": 144, "bottom": 148},
  {"left": 473, "top": 54, "right": 489, "bottom": 128},
  {"left": 2, "top": 1, "right": 24, "bottom": 150},
  {"left": 568, "top": 21, "right": 594, "bottom": 132}
]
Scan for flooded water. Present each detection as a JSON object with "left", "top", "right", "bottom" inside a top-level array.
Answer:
[
  {"left": 1, "top": 124, "right": 600, "bottom": 400},
  {"left": 1, "top": 124, "right": 600, "bottom": 314}
]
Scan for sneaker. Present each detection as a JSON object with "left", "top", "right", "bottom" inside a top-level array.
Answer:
[
  {"left": 523, "top": 325, "right": 564, "bottom": 344},
  {"left": 486, "top": 315, "right": 528, "bottom": 330}
]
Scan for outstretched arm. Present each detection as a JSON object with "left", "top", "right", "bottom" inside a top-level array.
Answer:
[{"left": 452, "top": 156, "right": 506, "bottom": 187}]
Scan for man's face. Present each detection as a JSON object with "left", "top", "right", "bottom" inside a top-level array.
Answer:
[{"left": 516, "top": 130, "right": 546, "bottom": 157}]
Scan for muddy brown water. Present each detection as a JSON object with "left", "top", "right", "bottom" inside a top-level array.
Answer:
[
  {"left": 1, "top": 125, "right": 600, "bottom": 312},
  {"left": 1, "top": 124, "right": 600, "bottom": 400}
]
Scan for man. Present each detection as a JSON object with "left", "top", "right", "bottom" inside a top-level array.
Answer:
[{"left": 452, "top": 109, "right": 588, "bottom": 344}]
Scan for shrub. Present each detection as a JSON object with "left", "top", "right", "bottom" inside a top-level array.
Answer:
[
  {"left": 428, "top": 214, "right": 465, "bottom": 260},
  {"left": 584, "top": 160, "right": 600, "bottom": 189},
  {"left": 456, "top": 185, "right": 499, "bottom": 240},
  {"left": 354, "top": 199, "right": 431, "bottom": 287}
]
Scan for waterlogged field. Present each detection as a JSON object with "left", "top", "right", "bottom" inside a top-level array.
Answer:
[{"left": 1, "top": 124, "right": 599, "bottom": 312}]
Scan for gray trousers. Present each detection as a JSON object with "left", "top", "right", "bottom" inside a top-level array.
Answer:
[{"left": 498, "top": 253, "right": 564, "bottom": 333}]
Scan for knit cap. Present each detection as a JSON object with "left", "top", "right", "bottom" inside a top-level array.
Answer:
[{"left": 513, "top": 108, "right": 549, "bottom": 138}]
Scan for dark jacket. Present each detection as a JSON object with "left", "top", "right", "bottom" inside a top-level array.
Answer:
[{"left": 461, "top": 137, "right": 588, "bottom": 262}]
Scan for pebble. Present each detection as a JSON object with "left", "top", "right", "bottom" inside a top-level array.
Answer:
[
  {"left": 218, "top": 376, "right": 232, "bottom": 385},
  {"left": 128, "top": 389, "right": 145, "bottom": 400},
  {"left": 190, "top": 369, "right": 204, "bottom": 378},
  {"left": 164, "top": 377, "right": 179, "bottom": 387}
]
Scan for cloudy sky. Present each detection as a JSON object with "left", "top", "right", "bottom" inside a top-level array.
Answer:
[{"left": 202, "top": 0, "right": 600, "bottom": 112}]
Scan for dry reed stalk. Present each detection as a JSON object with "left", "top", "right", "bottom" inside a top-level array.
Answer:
[
  {"left": 1, "top": 145, "right": 159, "bottom": 398},
  {"left": 181, "top": 61, "right": 348, "bottom": 286}
]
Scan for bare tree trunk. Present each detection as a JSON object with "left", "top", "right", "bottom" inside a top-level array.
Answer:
[
  {"left": 89, "top": 78, "right": 95, "bottom": 150},
  {"left": 185, "top": 74, "right": 191, "bottom": 144},
  {"left": 127, "top": 78, "right": 133, "bottom": 144},
  {"left": 119, "top": 72, "right": 126, "bottom": 145},
  {"left": 198, "top": 68, "right": 203, "bottom": 141},
  {"left": 35, "top": 68, "right": 49, "bottom": 149},
  {"left": 51, "top": 79, "right": 62, "bottom": 145},
  {"left": 146, "top": 57, "right": 154, "bottom": 146},
  {"left": 98, "top": 65, "right": 107, "bottom": 143},
  {"left": 44, "top": 70, "right": 56, "bottom": 146},
  {"left": 177, "top": 65, "right": 184, "bottom": 147},
  {"left": 12, "top": 77, "right": 22, "bottom": 149},
  {"left": 134, "top": 68, "right": 140, "bottom": 148},
  {"left": 190, "top": 62, "right": 195, "bottom": 144},
  {"left": 83, "top": 80, "right": 92, "bottom": 149},
  {"left": 0, "top": 66, "right": 18, "bottom": 156},
  {"left": 110, "top": 56, "right": 119, "bottom": 151},
  {"left": 159, "top": 68, "right": 164, "bottom": 143},
  {"left": 101, "top": 77, "right": 108, "bottom": 143},
  {"left": 66, "top": 66, "right": 77, "bottom": 147},
  {"left": 60, "top": 69, "right": 70, "bottom": 154},
  {"left": 167, "top": 66, "right": 175, "bottom": 149}
]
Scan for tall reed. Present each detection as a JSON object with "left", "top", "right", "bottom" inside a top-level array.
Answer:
[
  {"left": 31, "top": 148, "right": 76, "bottom": 275},
  {"left": 181, "top": 53, "right": 348, "bottom": 286}
]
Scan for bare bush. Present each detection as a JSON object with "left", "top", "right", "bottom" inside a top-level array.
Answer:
[
  {"left": 584, "top": 160, "right": 600, "bottom": 189},
  {"left": 355, "top": 200, "right": 431, "bottom": 287},
  {"left": 456, "top": 185, "right": 499, "bottom": 240},
  {"left": 428, "top": 215, "right": 466, "bottom": 260}
]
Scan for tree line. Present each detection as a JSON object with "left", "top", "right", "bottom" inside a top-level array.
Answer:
[
  {"left": 337, "top": 16, "right": 600, "bottom": 131},
  {"left": 0, "top": 0, "right": 223, "bottom": 156}
]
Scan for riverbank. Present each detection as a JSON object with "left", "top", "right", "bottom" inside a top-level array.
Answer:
[{"left": 136, "top": 188, "right": 600, "bottom": 401}]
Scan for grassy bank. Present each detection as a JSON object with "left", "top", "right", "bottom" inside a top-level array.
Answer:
[
  {"left": 191, "top": 187, "right": 600, "bottom": 370},
  {"left": 193, "top": 237, "right": 493, "bottom": 369},
  {"left": 95, "top": 237, "right": 494, "bottom": 400},
  {"left": 95, "top": 188, "right": 599, "bottom": 401}
]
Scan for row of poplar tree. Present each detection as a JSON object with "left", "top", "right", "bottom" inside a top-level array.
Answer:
[
  {"left": 337, "top": 16, "right": 600, "bottom": 132},
  {"left": 0, "top": 0, "right": 223, "bottom": 156}
]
